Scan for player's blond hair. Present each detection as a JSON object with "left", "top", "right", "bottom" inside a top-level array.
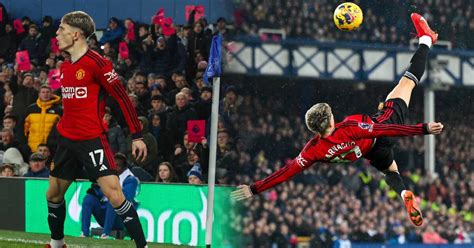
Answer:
[
  {"left": 305, "top": 103, "right": 332, "bottom": 134},
  {"left": 61, "top": 11, "right": 96, "bottom": 38}
]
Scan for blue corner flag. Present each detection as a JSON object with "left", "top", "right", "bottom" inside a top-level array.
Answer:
[{"left": 204, "top": 35, "right": 222, "bottom": 85}]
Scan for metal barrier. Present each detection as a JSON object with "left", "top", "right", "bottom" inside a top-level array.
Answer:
[{"left": 225, "top": 38, "right": 474, "bottom": 86}]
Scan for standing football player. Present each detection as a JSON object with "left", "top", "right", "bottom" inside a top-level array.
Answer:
[
  {"left": 46, "top": 11, "right": 147, "bottom": 248},
  {"left": 232, "top": 13, "right": 442, "bottom": 227}
]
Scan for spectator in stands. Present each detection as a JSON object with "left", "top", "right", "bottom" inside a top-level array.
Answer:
[
  {"left": 166, "top": 92, "right": 197, "bottom": 146},
  {"left": 115, "top": 152, "right": 152, "bottom": 183},
  {"left": 99, "top": 17, "right": 124, "bottom": 46},
  {"left": 24, "top": 85, "right": 62, "bottom": 152},
  {"left": 0, "top": 128, "right": 30, "bottom": 174},
  {"left": 103, "top": 108, "right": 127, "bottom": 155},
  {"left": 219, "top": 86, "right": 242, "bottom": 121},
  {"left": 23, "top": 152, "right": 49, "bottom": 178},
  {"left": 0, "top": 23, "right": 17, "bottom": 64},
  {"left": 149, "top": 113, "right": 170, "bottom": 164},
  {"left": 81, "top": 153, "right": 140, "bottom": 238},
  {"left": 127, "top": 116, "right": 158, "bottom": 176},
  {"left": 18, "top": 24, "right": 46, "bottom": 64},
  {"left": 0, "top": 163, "right": 15, "bottom": 177},
  {"left": 11, "top": 72, "right": 38, "bottom": 128},
  {"left": 41, "top": 16, "right": 56, "bottom": 43},
  {"left": 36, "top": 143, "right": 52, "bottom": 168},
  {"left": 153, "top": 35, "right": 175, "bottom": 76},
  {"left": 195, "top": 86, "right": 212, "bottom": 121},
  {"left": 3, "top": 114, "right": 26, "bottom": 144},
  {"left": 128, "top": 93, "right": 146, "bottom": 117},
  {"left": 155, "top": 161, "right": 177, "bottom": 183},
  {"left": 187, "top": 164, "right": 204, "bottom": 185},
  {"left": 134, "top": 81, "right": 151, "bottom": 110},
  {"left": 147, "top": 95, "right": 170, "bottom": 125},
  {"left": 214, "top": 17, "right": 230, "bottom": 38}
]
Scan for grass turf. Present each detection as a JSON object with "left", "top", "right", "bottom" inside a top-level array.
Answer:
[{"left": 0, "top": 230, "right": 194, "bottom": 248}]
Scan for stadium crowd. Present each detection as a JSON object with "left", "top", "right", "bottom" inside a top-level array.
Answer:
[
  {"left": 0, "top": 5, "right": 233, "bottom": 186},
  {"left": 0, "top": 3, "right": 472, "bottom": 247},
  {"left": 233, "top": 0, "right": 474, "bottom": 49}
]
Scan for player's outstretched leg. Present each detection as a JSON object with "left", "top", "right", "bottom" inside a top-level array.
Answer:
[
  {"left": 384, "top": 161, "right": 423, "bottom": 226},
  {"left": 98, "top": 175, "right": 147, "bottom": 248},
  {"left": 45, "top": 177, "right": 72, "bottom": 248},
  {"left": 385, "top": 13, "right": 438, "bottom": 107}
]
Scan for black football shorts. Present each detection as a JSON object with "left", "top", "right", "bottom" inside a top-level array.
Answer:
[
  {"left": 364, "top": 98, "right": 409, "bottom": 171},
  {"left": 50, "top": 134, "right": 117, "bottom": 181}
]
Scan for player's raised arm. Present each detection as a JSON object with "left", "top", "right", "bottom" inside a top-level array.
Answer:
[
  {"left": 232, "top": 154, "right": 311, "bottom": 200},
  {"left": 346, "top": 120, "right": 444, "bottom": 140}
]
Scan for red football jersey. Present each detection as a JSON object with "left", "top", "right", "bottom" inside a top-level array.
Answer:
[
  {"left": 56, "top": 50, "right": 142, "bottom": 141},
  {"left": 250, "top": 114, "right": 429, "bottom": 194}
]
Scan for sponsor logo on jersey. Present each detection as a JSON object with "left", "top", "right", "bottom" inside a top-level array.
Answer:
[
  {"left": 61, "top": 86, "right": 88, "bottom": 99},
  {"left": 103, "top": 69, "right": 118, "bottom": 83},
  {"left": 296, "top": 153, "right": 309, "bottom": 167},
  {"left": 358, "top": 122, "right": 373, "bottom": 132},
  {"left": 75, "top": 69, "right": 85, "bottom": 80}
]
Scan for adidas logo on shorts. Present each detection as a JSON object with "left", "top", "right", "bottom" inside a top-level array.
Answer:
[{"left": 99, "top": 164, "right": 108, "bottom": 171}]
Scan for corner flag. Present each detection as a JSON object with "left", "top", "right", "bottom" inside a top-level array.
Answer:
[{"left": 204, "top": 35, "right": 222, "bottom": 85}]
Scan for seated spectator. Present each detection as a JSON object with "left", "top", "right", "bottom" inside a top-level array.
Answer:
[
  {"left": 81, "top": 153, "right": 139, "bottom": 238},
  {"left": 0, "top": 128, "right": 30, "bottom": 171},
  {"left": 117, "top": 153, "right": 153, "bottom": 183},
  {"left": 187, "top": 164, "right": 204, "bottom": 185},
  {"left": 0, "top": 163, "right": 15, "bottom": 177},
  {"left": 155, "top": 161, "right": 178, "bottom": 183},
  {"left": 36, "top": 143, "right": 52, "bottom": 168},
  {"left": 23, "top": 152, "right": 49, "bottom": 178}
]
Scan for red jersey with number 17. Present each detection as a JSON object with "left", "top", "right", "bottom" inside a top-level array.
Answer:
[
  {"left": 56, "top": 50, "right": 142, "bottom": 141},
  {"left": 250, "top": 114, "right": 429, "bottom": 194}
]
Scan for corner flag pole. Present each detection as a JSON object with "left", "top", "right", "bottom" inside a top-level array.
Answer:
[{"left": 204, "top": 35, "right": 222, "bottom": 247}]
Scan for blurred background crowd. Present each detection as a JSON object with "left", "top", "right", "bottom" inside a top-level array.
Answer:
[
  {"left": 233, "top": 0, "right": 474, "bottom": 49},
  {"left": 0, "top": 0, "right": 472, "bottom": 247}
]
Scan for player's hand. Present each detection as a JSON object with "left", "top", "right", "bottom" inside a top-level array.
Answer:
[
  {"left": 132, "top": 139, "right": 147, "bottom": 162},
  {"left": 231, "top": 185, "right": 253, "bottom": 201},
  {"left": 428, "top": 122, "right": 444, "bottom": 134}
]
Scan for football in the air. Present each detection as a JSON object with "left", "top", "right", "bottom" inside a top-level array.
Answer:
[{"left": 333, "top": 2, "right": 363, "bottom": 31}]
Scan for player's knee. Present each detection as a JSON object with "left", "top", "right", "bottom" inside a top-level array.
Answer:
[
  {"left": 102, "top": 187, "right": 124, "bottom": 206},
  {"left": 46, "top": 189, "right": 63, "bottom": 203}
]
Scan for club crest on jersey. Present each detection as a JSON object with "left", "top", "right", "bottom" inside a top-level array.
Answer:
[
  {"left": 358, "top": 122, "right": 373, "bottom": 132},
  {"left": 76, "top": 69, "right": 85, "bottom": 80},
  {"left": 104, "top": 69, "right": 118, "bottom": 83}
]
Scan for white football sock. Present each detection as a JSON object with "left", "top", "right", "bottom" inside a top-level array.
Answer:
[
  {"left": 50, "top": 238, "right": 65, "bottom": 248},
  {"left": 419, "top": 35, "right": 432, "bottom": 48}
]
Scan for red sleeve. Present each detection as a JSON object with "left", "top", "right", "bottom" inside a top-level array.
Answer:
[
  {"left": 95, "top": 61, "right": 142, "bottom": 139},
  {"left": 250, "top": 152, "right": 314, "bottom": 195},
  {"left": 344, "top": 120, "right": 429, "bottom": 140}
]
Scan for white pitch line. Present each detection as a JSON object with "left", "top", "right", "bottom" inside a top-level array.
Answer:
[{"left": 0, "top": 237, "right": 88, "bottom": 248}]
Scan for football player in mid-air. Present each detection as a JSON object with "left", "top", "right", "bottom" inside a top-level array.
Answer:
[{"left": 232, "top": 13, "right": 442, "bottom": 227}]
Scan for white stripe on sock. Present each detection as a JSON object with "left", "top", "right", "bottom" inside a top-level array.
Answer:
[{"left": 419, "top": 35, "right": 432, "bottom": 48}]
